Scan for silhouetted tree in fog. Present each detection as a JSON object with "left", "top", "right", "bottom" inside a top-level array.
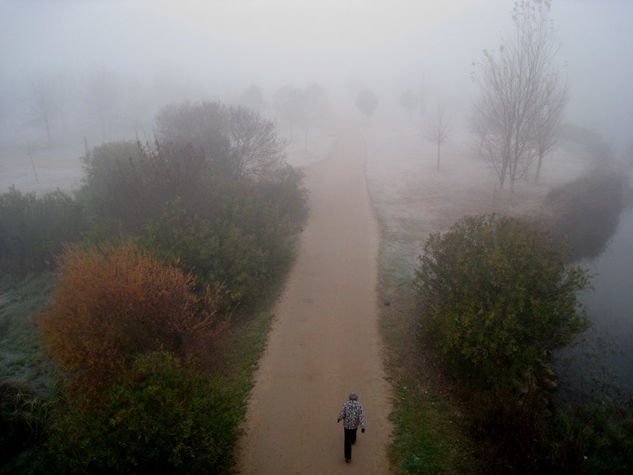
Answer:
[
  {"left": 240, "top": 84, "right": 265, "bottom": 112},
  {"left": 426, "top": 103, "right": 451, "bottom": 171},
  {"left": 86, "top": 70, "right": 119, "bottom": 141},
  {"left": 302, "top": 83, "right": 327, "bottom": 150},
  {"left": 400, "top": 90, "right": 419, "bottom": 120},
  {"left": 355, "top": 89, "right": 378, "bottom": 119},
  {"left": 26, "top": 73, "right": 64, "bottom": 144},
  {"left": 473, "top": 0, "right": 567, "bottom": 191},
  {"left": 273, "top": 85, "right": 306, "bottom": 136},
  {"left": 156, "top": 101, "right": 286, "bottom": 180}
]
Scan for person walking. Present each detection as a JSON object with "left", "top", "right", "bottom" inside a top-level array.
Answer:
[{"left": 337, "top": 392, "right": 366, "bottom": 463}]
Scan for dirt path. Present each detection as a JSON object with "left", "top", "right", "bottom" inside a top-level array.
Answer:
[{"left": 237, "top": 125, "right": 392, "bottom": 474}]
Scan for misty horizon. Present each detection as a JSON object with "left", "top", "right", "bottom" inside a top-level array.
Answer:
[{"left": 1, "top": 0, "right": 632, "bottom": 156}]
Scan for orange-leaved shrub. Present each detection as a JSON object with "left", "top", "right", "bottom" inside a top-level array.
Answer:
[{"left": 38, "top": 243, "right": 221, "bottom": 396}]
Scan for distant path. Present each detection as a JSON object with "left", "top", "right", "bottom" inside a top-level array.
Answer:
[{"left": 237, "top": 124, "right": 392, "bottom": 474}]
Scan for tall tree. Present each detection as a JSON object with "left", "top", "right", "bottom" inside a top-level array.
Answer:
[{"left": 473, "top": 0, "right": 567, "bottom": 191}]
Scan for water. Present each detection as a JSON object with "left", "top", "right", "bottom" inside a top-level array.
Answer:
[
  {"left": 557, "top": 203, "right": 633, "bottom": 400},
  {"left": 580, "top": 204, "right": 633, "bottom": 391}
]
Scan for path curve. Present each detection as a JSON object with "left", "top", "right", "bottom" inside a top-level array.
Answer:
[{"left": 237, "top": 124, "right": 393, "bottom": 474}]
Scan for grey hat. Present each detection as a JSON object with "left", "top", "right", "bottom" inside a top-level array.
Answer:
[{"left": 349, "top": 392, "right": 358, "bottom": 401}]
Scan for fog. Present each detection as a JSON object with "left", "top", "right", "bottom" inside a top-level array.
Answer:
[
  {"left": 1, "top": 0, "right": 633, "bottom": 395},
  {"left": 1, "top": 0, "right": 632, "bottom": 154}
]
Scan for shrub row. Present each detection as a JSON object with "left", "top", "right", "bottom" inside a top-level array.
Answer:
[
  {"left": 1, "top": 101, "right": 307, "bottom": 471},
  {"left": 0, "top": 188, "right": 87, "bottom": 275}
]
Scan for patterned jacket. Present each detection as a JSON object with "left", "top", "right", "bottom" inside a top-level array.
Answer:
[{"left": 338, "top": 400, "right": 366, "bottom": 430}]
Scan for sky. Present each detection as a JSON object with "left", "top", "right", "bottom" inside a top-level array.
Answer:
[{"left": 1, "top": 0, "right": 632, "bottom": 152}]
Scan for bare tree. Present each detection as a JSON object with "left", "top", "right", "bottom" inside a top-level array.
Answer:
[
  {"left": 473, "top": 0, "right": 567, "bottom": 191},
  {"left": 426, "top": 104, "right": 451, "bottom": 172},
  {"left": 533, "top": 78, "right": 567, "bottom": 182},
  {"left": 26, "top": 73, "right": 64, "bottom": 144}
]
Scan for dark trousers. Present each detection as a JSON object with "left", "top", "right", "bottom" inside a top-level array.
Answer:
[{"left": 344, "top": 428, "right": 357, "bottom": 460}]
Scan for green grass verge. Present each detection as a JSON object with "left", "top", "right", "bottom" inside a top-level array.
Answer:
[
  {"left": 378, "top": 237, "right": 481, "bottom": 474},
  {"left": 208, "top": 309, "right": 274, "bottom": 470}
]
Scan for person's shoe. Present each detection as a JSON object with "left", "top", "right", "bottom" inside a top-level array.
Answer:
[{"left": 345, "top": 458, "right": 351, "bottom": 463}]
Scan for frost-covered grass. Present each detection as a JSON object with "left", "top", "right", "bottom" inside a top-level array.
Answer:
[{"left": 0, "top": 274, "right": 56, "bottom": 395}]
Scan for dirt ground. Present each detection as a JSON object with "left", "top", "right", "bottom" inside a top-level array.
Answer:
[{"left": 237, "top": 123, "right": 393, "bottom": 474}]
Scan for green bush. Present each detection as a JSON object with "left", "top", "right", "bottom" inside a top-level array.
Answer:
[
  {"left": 138, "top": 173, "right": 305, "bottom": 309},
  {"left": 43, "top": 352, "right": 235, "bottom": 474},
  {"left": 78, "top": 141, "right": 208, "bottom": 230},
  {"left": 415, "top": 214, "right": 590, "bottom": 390},
  {"left": 0, "top": 187, "right": 87, "bottom": 275}
]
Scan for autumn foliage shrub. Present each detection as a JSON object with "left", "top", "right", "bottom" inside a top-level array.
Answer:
[
  {"left": 38, "top": 243, "right": 220, "bottom": 396},
  {"left": 44, "top": 352, "right": 235, "bottom": 474}
]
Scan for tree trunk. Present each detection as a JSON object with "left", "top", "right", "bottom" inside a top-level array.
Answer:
[
  {"left": 535, "top": 149, "right": 544, "bottom": 183},
  {"left": 437, "top": 142, "right": 440, "bottom": 171}
]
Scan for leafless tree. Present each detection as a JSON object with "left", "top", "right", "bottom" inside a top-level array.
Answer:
[
  {"left": 473, "top": 0, "right": 567, "bottom": 191},
  {"left": 26, "top": 73, "right": 64, "bottom": 144},
  {"left": 426, "top": 104, "right": 451, "bottom": 171},
  {"left": 533, "top": 78, "right": 567, "bottom": 182}
]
